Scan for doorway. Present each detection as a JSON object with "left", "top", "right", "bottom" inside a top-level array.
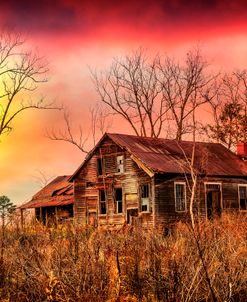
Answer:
[
  {"left": 88, "top": 211, "right": 97, "bottom": 227},
  {"left": 206, "top": 184, "right": 222, "bottom": 219},
  {"left": 127, "top": 208, "right": 138, "bottom": 224}
]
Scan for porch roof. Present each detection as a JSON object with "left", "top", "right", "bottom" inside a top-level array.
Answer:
[
  {"left": 20, "top": 196, "right": 74, "bottom": 209},
  {"left": 20, "top": 175, "right": 74, "bottom": 209}
]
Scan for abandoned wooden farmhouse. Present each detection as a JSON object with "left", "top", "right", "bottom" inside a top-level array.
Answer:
[
  {"left": 21, "top": 133, "right": 247, "bottom": 227},
  {"left": 70, "top": 133, "right": 247, "bottom": 227}
]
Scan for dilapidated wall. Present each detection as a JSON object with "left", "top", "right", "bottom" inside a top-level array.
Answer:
[
  {"left": 154, "top": 174, "right": 247, "bottom": 227},
  {"left": 73, "top": 136, "right": 247, "bottom": 229},
  {"left": 74, "top": 136, "right": 153, "bottom": 227}
]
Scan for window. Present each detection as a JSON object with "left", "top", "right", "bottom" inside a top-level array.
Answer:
[
  {"left": 99, "top": 190, "right": 107, "bottom": 214},
  {"left": 115, "top": 188, "right": 123, "bottom": 214},
  {"left": 239, "top": 185, "right": 247, "bottom": 210},
  {"left": 86, "top": 181, "right": 95, "bottom": 188},
  {"left": 175, "top": 182, "right": 186, "bottom": 212},
  {"left": 97, "top": 158, "right": 104, "bottom": 176},
  {"left": 140, "top": 184, "right": 150, "bottom": 212},
  {"left": 116, "top": 155, "right": 124, "bottom": 173}
]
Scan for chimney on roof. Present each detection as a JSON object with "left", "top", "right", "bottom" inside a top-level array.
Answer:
[{"left": 237, "top": 142, "right": 247, "bottom": 160}]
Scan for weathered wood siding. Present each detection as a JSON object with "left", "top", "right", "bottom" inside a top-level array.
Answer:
[
  {"left": 73, "top": 136, "right": 247, "bottom": 228},
  {"left": 154, "top": 175, "right": 247, "bottom": 227},
  {"left": 74, "top": 137, "right": 153, "bottom": 227},
  {"left": 154, "top": 175, "right": 192, "bottom": 227}
]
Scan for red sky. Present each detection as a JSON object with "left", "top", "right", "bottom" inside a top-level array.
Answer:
[{"left": 1, "top": 0, "right": 247, "bottom": 205}]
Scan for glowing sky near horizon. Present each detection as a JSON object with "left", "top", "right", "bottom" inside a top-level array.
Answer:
[{"left": 1, "top": 0, "right": 247, "bottom": 205}]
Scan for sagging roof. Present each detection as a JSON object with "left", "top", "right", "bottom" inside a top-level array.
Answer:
[
  {"left": 20, "top": 175, "right": 73, "bottom": 209},
  {"left": 70, "top": 133, "right": 247, "bottom": 180}
]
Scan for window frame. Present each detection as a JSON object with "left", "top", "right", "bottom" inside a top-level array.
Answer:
[
  {"left": 174, "top": 182, "right": 187, "bottom": 212},
  {"left": 97, "top": 157, "right": 104, "bottom": 176},
  {"left": 238, "top": 184, "right": 247, "bottom": 211},
  {"left": 115, "top": 188, "right": 123, "bottom": 214},
  {"left": 99, "top": 189, "right": 107, "bottom": 215},
  {"left": 204, "top": 182, "right": 223, "bottom": 216},
  {"left": 140, "top": 184, "right": 150, "bottom": 213},
  {"left": 116, "top": 155, "right": 124, "bottom": 174}
]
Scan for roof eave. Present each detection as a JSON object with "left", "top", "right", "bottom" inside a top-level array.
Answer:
[{"left": 130, "top": 155, "right": 155, "bottom": 177}]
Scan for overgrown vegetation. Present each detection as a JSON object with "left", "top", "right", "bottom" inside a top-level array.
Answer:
[{"left": 0, "top": 214, "right": 246, "bottom": 301}]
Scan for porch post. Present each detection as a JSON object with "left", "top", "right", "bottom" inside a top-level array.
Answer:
[
  {"left": 55, "top": 207, "right": 58, "bottom": 226},
  {"left": 45, "top": 208, "right": 48, "bottom": 226},
  {"left": 40, "top": 207, "right": 43, "bottom": 223},
  {"left": 20, "top": 209, "right": 24, "bottom": 229}
]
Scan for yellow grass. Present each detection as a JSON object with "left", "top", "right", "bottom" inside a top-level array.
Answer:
[{"left": 0, "top": 213, "right": 246, "bottom": 301}]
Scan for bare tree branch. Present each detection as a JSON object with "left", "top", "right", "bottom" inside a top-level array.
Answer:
[
  {"left": 91, "top": 49, "right": 170, "bottom": 138},
  {"left": 92, "top": 48, "right": 216, "bottom": 140},
  {"left": 0, "top": 33, "right": 61, "bottom": 137},
  {"left": 32, "top": 169, "right": 55, "bottom": 188},
  {"left": 48, "top": 104, "right": 112, "bottom": 154},
  {"left": 158, "top": 48, "right": 216, "bottom": 140},
  {"left": 48, "top": 110, "right": 89, "bottom": 154},
  {"left": 90, "top": 104, "right": 112, "bottom": 146}
]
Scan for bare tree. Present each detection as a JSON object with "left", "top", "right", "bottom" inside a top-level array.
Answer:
[
  {"left": 92, "top": 49, "right": 170, "bottom": 138},
  {"left": 32, "top": 169, "right": 55, "bottom": 188},
  {"left": 158, "top": 48, "right": 216, "bottom": 140},
  {"left": 92, "top": 48, "right": 216, "bottom": 140},
  {"left": 48, "top": 104, "right": 111, "bottom": 153},
  {"left": 0, "top": 33, "right": 59, "bottom": 137},
  {"left": 48, "top": 110, "right": 89, "bottom": 154},
  {"left": 176, "top": 103, "right": 218, "bottom": 302},
  {"left": 90, "top": 104, "right": 112, "bottom": 146},
  {"left": 233, "top": 70, "right": 247, "bottom": 106}
]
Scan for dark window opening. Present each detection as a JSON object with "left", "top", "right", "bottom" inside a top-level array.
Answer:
[
  {"left": 99, "top": 190, "right": 107, "bottom": 214},
  {"left": 115, "top": 188, "right": 123, "bottom": 214},
  {"left": 175, "top": 183, "right": 186, "bottom": 212},
  {"left": 97, "top": 158, "right": 103, "bottom": 176},
  {"left": 205, "top": 184, "right": 222, "bottom": 219},
  {"left": 86, "top": 181, "right": 95, "bottom": 188},
  {"left": 239, "top": 186, "right": 247, "bottom": 210},
  {"left": 127, "top": 208, "right": 138, "bottom": 224},
  {"left": 140, "top": 184, "right": 149, "bottom": 212}
]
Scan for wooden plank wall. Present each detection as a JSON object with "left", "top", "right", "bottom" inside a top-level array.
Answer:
[
  {"left": 74, "top": 136, "right": 247, "bottom": 228},
  {"left": 74, "top": 137, "right": 153, "bottom": 227},
  {"left": 154, "top": 174, "right": 247, "bottom": 228}
]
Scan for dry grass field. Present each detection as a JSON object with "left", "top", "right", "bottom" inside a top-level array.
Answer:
[{"left": 0, "top": 214, "right": 246, "bottom": 302}]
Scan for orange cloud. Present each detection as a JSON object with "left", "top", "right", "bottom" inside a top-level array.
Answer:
[{"left": 1, "top": 0, "right": 247, "bottom": 205}]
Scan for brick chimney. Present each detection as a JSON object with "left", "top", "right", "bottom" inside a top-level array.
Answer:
[{"left": 237, "top": 142, "right": 247, "bottom": 160}]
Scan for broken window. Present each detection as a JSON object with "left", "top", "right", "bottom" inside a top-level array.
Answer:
[
  {"left": 239, "top": 185, "right": 247, "bottom": 210},
  {"left": 97, "top": 158, "right": 104, "bottom": 176},
  {"left": 99, "top": 190, "right": 107, "bottom": 214},
  {"left": 127, "top": 208, "right": 138, "bottom": 224},
  {"left": 115, "top": 188, "right": 123, "bottom": 214},
  {"left": 86, "top": 181, "right": 95, "bottom": 188},
  {"left": 140, "top": 184, "right": 150, "bottom": 212},
  {"left": 116, "top": 155, "right": 124, "bottom": 173},
  {"left": 175, "top": 182, "right": 186, "bottom": 212}
]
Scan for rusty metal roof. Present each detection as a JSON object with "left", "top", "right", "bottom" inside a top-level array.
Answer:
[
  {"left": 20, "top": 196, "right": 73, "bottom": 209},
  {"left": 107, "top": 133, "right": 247, "bottom": 177},
  {"left": 20, "top": 175, "right": 74, "bottom": 209},
  {"left": 70, "top": 133, "right": 247, "bottom": 179}
]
